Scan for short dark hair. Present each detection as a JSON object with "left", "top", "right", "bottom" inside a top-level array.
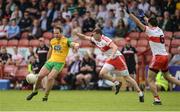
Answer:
[
  {"left": 53, "top": 26, "right": 62, "bottom": 33},
  {"left": 93, "top": 28, "right": 102, "bottom": 35},
  {"left": 148, "top": 17, "right": 158, "bottom": 27}
]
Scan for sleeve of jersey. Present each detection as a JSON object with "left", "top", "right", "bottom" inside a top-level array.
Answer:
[{"left": 67, "top": 38, "right": 72, "bottom": 47}]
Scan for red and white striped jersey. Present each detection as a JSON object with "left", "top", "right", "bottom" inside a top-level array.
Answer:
[
  {"left": 91, "top": 35, "right": 122, "bottom": 57},
  {"left": 145, "top": 26, "right": 168, "bottom": 56}
]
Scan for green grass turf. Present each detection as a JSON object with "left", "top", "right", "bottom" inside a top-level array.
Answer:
[{"left": 0, "top": 90, "right": 180, "bottom": 111}]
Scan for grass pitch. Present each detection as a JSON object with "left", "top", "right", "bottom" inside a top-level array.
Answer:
[{"left": 0, "top": 90, "right": 180, "bottom": 111}]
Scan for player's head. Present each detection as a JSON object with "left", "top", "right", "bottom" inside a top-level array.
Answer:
[
  {"left": 53, "top": 26, "right": 62, "bottom": 38},
  {"left": 125, "top": 37, "right": 131, "bottom": 45},
  {"left": 92, "top": 28, "right": 102, "bottom": 41},
  {"left": 148, "top": 17, "right": 158, "bottom": 27}
]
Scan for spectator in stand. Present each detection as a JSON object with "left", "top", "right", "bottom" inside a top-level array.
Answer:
[
  {"left": 40, "top": 10, "right": 49, "bottom": 32},
  {"left": 71, "top": 10, "right": 83, "bottom": 27},
  {"left": 28, "top": 19, "right": 42, "bottom": 40},
  {"left": 0, "top": 57, "right": 3, "bottom": 78},
  {"left": 76, "top": 52, "right": 96, "bottom": 89},
  {"left": 138, "top": 0, "right": 150, "bottom": 15},
  {"left": 28, "top": 47, "right": 36, "bottom": 60},
  {"left": 118, "top": 10, "right": 128, "bottom": 27},
  {"left": 27, "top": 0, "right": 40, "bottom": 17},
  {"left": 121, "top": 37, "right": 138, "bottom": 91},
  {"left": 169, "top": 47, "right": 180, "bottom": 66},
  {"left": 96, "top": 5, "right": 107, "bottom": 20},
  {"left": 102, "top": 19, "right": 116, "bottom": 38},
  {"left": 82, "top": 11, "right": 96, "bottom": 33},
  {"left": 71, "top": 20, "right": 82, "bottom": 41},
  {"left": 64, "top": 54, "right": 82, "bottom": 89},
  {"left": 0, "top": 47, "right": 12, "bottom": 65},
  {"left": 17, "top": 0, "right": 30, "bottom": 13},
  {"left": 159, "top": 11, "right": 173, "bottom": 31},
  {"left": 7, "top": 19, "right": 20, "bottom": 40},
  {"left": 10, "top": 6, "right": 22, "bottom": 24},
  {"left": 106, "top": 0, "right": 119, "bottom": 12},
  {"left": 172, "top": 9, "right": 180, "bottom": 31},
  {"left": 35, "top": 38, "right": 49, "bottom": 70},
  {"left": 18, "top": 11, "right": 32, "bottom": 32},
  {"left": 5, "top": 0, "right": 17, "bottom": 15},
  {"left": 149, "top": 0, "right": 161, "bottom": 16},
  {"left": 61, "top": 18, "right": 71, "bottom": 38},
  {"left": 0, "top": 18, "right": 9, "bottom": 39},
  {"left": 12, "top": 47, "right": 24, "bottom": 67},
  {"left": 46, "top": 2, "right": 58, "bottom": 30},
  {"left": 163, "top": 0, "right": 176, "bottom": 15},
  {"left": 106, "top": 9, "right": 118, "bottom": 27},
  {"left": 115, "top": 19, "right": 128, "bottom": 38}
]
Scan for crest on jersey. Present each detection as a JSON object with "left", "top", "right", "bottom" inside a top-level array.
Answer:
[{"left": 54, "top": 45, "right": 61, "bottom": 51}]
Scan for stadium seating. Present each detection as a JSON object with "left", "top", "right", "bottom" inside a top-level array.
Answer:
[
  {"left": 171, "top": 39, "right": 180, "bottom": 47},
  {"left": 127, "top": 32, "right": 139, "bottom": 40},
  {"left": 170, "top": 47, "right": 179, "bottom": 54},
  {"left": 165, "top": 39, "right": 171, "bottom": 46},
  {"left": 3, "top": 65, "right": 17, "bottom": 79},
  {"left": 130, "top": 39, "right": 137, "bottom": 47},
  {"left": 114, "top": 38, "right": 126, "bottom": 47},
  {"left": 0, "top": 40, "right": 8, "bottom": 47},
  {"left": 43, "top": 32, "right": 53, "bottom": 39},
  {"left": 164, "top": 31, "right": 173, "bottom": 39},
  {"left": 137, "top": 39, "right": 148, "bottom": 47},
  {"left": 21, "top": 32, "right": 29, "bottom": 39},
  {"left": 29, "top": 39, "right": 40, "bottom": 47},
  {"left": 15, "top": 67, "right": 29, "bottom": 80},
  {"left": 7, "top": 40, "right": 18, "bottom": 46},
  {"left": 139, "top": 32, "right": 148, "bottom": 39},
  {"left": 18, "top": 39, "right": 29, "bottom": 47},
  {"left": 173, "top": 31, "right": 180, "bottom": 38}
]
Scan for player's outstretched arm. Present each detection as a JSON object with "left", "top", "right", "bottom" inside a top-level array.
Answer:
[
  {"left": 73, "top": 31, "right": 91, "bottom": 40},
  {"left": 129, "top": 14, "right": 146, "bottom": 31},
  {"left": 109, "top": 42, "right": 118, "bottom": 59},
  {"left": 126, "top": 5, "right": 146, "bottom": 31}
]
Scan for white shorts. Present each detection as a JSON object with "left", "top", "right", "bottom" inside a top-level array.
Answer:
[{"left": 102, "top": 63, "right": 129, "bottom": 76}]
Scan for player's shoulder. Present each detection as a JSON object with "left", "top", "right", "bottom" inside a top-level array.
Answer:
[{"left": 101, "top": 35, "right": 112, "bottom": 42}]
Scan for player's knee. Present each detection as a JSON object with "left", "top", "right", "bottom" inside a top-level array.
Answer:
[{"left": 47, "top": 76, "right": 54, "bottom": 81}]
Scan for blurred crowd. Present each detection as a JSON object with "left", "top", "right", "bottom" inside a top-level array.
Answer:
[{"left": 0, "top": 0, "right": 179, "bottom": 40}]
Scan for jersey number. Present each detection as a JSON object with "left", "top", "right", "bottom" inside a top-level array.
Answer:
[{"left": 160, "top": 35, "right": 165, "bottom": 44}]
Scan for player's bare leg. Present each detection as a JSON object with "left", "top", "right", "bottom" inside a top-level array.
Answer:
[
  {"left": 148, "top": 69, "right": 161, "bottom": 105},
  {"left": 99, "top": 68, "right": 122, "bottom": 95},
  {"left": 43, "top": 69, "right": 59, "bottom": 101},
  {"left": 26, "top": 66, "right": 50, "bottom": 101},
  {"left": 123, "top": 75, "right": 144, "bottom": 102},
  {"left": 164, "top": 71, "right": 180, "bottom": 85}
]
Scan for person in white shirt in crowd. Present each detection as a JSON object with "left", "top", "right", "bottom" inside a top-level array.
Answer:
[{"left": 0, "top": 18, "right": 9, "bottom": 38}]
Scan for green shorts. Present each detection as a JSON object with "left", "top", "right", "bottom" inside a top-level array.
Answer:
[{"left": 44, "top": 61, "right": 65, "bottom": 72}]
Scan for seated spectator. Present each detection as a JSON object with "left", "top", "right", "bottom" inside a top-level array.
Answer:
[
  {"left": 115, "top": 19, "right": 128, "bottom": 38},
  {"left": 0, "top": 57, "right": 3, "bottom": 78},
  {"left": 159, "top": 11, "right": 173, "bottom": 31},
  {"left": 64, "top": 54, "right": 81, "bottom": 89},
  {"left": 71, "top": 20, "right": 82, "bottom": 41},
  {"left": 18, "top": 11, "right": 32, "bottom": 32},
  {"left": 172, "top": 9, "right": 180, "bottom": 31},
  {"left": 169, "top": 47, "right": 180, "bottom": 66},
  {"left": 0, "top": 18, "right": 9, "bottom": 39},
  {"left": 28, "top": 19, "right": 42, "bottom": 40},
  {"left": 40, "top": 10, "right": 49, "bottom": 32},
  {"left": 0, "top": 47, "right": 12, "bottom": 65},
  {"left": 127, "top": 17, "right": 139, "bottom": 32},
  {"left": 62, "top": 17, "right": 71, "bottom": 38},
  {"left": 7, "top": 19, "right": 20, "bottom": 39},
  {"left": 12, "top": 47, "right": 24, "bottom": 67},
  {"left": 76, "top": 52, "right": 96, "bottom": 89},
  {"left": 26, "top": 0, "right": 40, "bottom": 17},
  {"left": 102, "top": 19, "right": 116, "bottom": 38},
  {"left": 138, "top": 0, "right": 150, "bottom": 15},
  {"left": 82, "top": 11, "right": 96, "bottom": 33},
  {"left": 10, "top": 6, "right": 22, "bottom": 24},
  {"left": 96, "top": 5, "right": 107, "bottom": 20},
  {"left": 96, "top": 52, "right": 107, "bottom": 73},
  {"left": 106, "top": 9, "right": 118, "bottom": 27}
]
